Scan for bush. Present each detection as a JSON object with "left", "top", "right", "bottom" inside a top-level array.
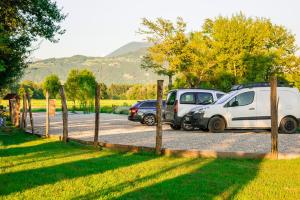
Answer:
[
  {"left": 100, "top": 106, "right": 113, "bottom": 113},
  {"left": 113, "top": 106, "right": 129, "bottom": 115}
]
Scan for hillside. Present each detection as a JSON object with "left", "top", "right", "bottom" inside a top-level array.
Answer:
[
  {"left": 23, "top": 42, "right": 166, "bottom": 84},
  {"left": 106, "top": 41, "right": 150, "bottom": 57}
]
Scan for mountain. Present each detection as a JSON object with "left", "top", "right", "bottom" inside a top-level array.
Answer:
[
  {"left": 106, "top": 41, "right": 150, "bottom": 57},
  {"left": 23, "top": 42, "right": 166, "bottom": 85}
]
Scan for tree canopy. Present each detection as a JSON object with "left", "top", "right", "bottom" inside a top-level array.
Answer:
[
  {"left": 0, "top": 0, "right": 66, "bottom": 90},
  {"left": 43, "top": 74, "right": 61, "bottom": 98},
  {"left": 140, "top": 13, "right": 300, "bottom": 91},
  {"left": 139, "top": 17, "right": 187, "bottom": 89}
]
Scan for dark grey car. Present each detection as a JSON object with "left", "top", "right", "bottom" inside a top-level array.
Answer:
[{"left": 128, "top": 100, "right": 166, "bottom": 126}]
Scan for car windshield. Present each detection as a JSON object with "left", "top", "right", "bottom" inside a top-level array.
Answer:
[{"left": 213, "top": 91, "right": 238, "bottom": 105}]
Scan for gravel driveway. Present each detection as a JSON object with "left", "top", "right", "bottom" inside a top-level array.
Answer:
[{"left": 27, "top": 112, "right": 300, "bottom": 153}]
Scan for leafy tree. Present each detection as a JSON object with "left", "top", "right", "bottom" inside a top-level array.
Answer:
[
  {"left": 43, "top": 74, "right": 61, "bottom": 98},
  {"left": 139, "top": 17, "right": 187, "bottom": 89},
  {"left": 172, "top": 13, "right": 299, "bottom": 91},
  {"left": 175, "top": 31, "right": 215, "bottom": 88},
  {"left": 18, "top": 80, "right": 44, "bottom": 99},
  {"left": 77, "top": 69, "right": 97, "bottom": 112},
  {"left": 99, "top": 83, "right": 109, "bottom": 99},
  {"left": 200, "top": 14, "right": 299, "bottom": 88},
  {"left": 65, "top": 69, "right": 80, "bottom": 109},
  {"left": 125, "top": 84, "right": 157, "bottom": 100},
  {"left": 108, "top": 84, "right": 131, "bottom": 99},
  {"left": 0, "top": 0, "right": 66, "bottom": 90},
  {"left": 65, "top": 69, "right": 98, "bottom": 112}
]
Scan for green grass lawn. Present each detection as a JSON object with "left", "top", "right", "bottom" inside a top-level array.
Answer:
[
  {"left": 0, "top": 128, "right": 300, "bottom": 200},
  {"left": 1, "top": 99, "right": 137, "bottom": 109},
  {"left": 0, "top": 99, "right": 137, "bottom": 112},
  {"left": 0, "top": 99, "right": 136, "bottom": 114}
]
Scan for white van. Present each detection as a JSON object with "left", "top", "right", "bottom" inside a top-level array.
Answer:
[
  {"left": 163, "top": 89, "right": 225, "bottom": 130},
  {"left": 186, "top": 84, "right": 300, "bottom": 133}
]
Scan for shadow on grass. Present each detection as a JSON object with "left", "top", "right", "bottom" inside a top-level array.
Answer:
[
  {"left": 0, "top": 128, "right": 40, "bottom": 146},
  {"left": 0, "top": 132, "right": 155, "bottom": 196},
  {"left": 72, "top": 158, "right": 203, "bottom": 200},
  {"left": 0, "top": 151, "right": 155, "bottom": 196},
  {"left": 115, "top": 158, "right": 262, "bottom": 200},
  {"left": 1, "top": 129, "right": 262, "bottom": 199}
]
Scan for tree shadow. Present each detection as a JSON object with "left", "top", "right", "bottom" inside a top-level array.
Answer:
[
  {"left": 115, "top": 158, "right": 262, "bottom": 200},
  {"left": 0, "top": 128, "right": 40, "bottom": 146},
  {"left": 0, "top": 132, "right": 155, "bottom": 196},
  {"left": 0, "top": 152, "right": 155, "bottom": 196},
  {"left": 72, "top": 158, "right": 202, "bottom": 200}
]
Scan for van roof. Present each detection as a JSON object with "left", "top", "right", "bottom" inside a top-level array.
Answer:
[
  {"left": 231, "top": 82, "right": 294, "bottom": 91},
  {"left": 169, "top": 88, "right": 224, "bottom": 93},
  {"left": 235, "top": 86, "right": 299, "bottom": 93}
]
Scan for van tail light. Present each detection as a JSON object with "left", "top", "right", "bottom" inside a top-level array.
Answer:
[{"left": 174, "top": 100, "right": 178, "bottom": 113}]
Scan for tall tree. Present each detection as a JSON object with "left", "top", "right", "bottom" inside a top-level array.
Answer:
[
  {"left": 174, "top": 13, "right": 300, "bottom": 91},
  {"left": 201, "top": 14, "right": 299, "bottom": 86},
  {"left": 99, "top": 82, "right": 109, "bottom": 99},
  {"left": 43, "top": 74, "right": 61, "bottom": 98},
  {"left": 0, "top": 0, "right": 66, "bottom": 90},
  {"left": 139, "top": 17, "right": 187, "bottom": 89},
  {"left": 65, "top": 69, "right": 80, "bottom": 109},
  {"left": 77, "top": 69, "right": 97, "bottom": 113}
]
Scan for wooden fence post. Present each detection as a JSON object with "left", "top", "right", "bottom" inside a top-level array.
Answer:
[
  {"left": 156, "top": 80, "right": 164, "bottom": 155},
  {"left": 59, "top": 85, "right": 68, "bottom": 143},
  {"left": 270, "top": 76, "right": 278, "bottom": 159},
  {"left": 94, "top": 83, "right": 100, "bottom": 147},
  {"left": 45, "top": 90, "right": 50, "bottom": 137},
  {"left": 21, "top": 93, "right": 27, "bottom": 129},
  {"left": 9, "top": 100, "right": 14, "bottom": 125},
  {"left": 26, "top": 91, "right": 34, "bottom": 134},
  {"left": 15, "top": 98, "right": 20, "bottom": 128}
]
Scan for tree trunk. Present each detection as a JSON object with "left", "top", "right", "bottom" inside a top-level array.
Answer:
[
  {"left": 45, "top": 90, "right": 50, "bottom": 137},
  {"left": 15, "top": 99, "right": 20, "bottom": 127},
  {"left": 21, "top": 94, "right": 27, "bottom": 129},
  {"left": 168, "top": 75, "right": 172, "bottom": 90},
  {"left": 94, "top": 83, "right": 100, "bottom": 147},
  {"left": 9, "top": 100, "right": 13, "bottom": 125},
  {"left": 26, "top": 91, "right": 34, "bottom": 134},
  {"left": 156, "top": 80, "right": 164, "bottom": 155},
  {"left": 59, "top": 85, "right": 68, "bottom": 143},
  {"left": 270, "top": 76, "right": 278, "bottom": 159},
  {"left": 72, "top": 100, "right": 76, "bottom": 112}
]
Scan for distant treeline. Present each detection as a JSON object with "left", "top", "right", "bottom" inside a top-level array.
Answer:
[{"left": 14, "top": 80, "right": 159, "bottom": 100}]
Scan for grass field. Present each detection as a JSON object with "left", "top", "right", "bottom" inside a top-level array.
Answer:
[
  {"left": 1, "top": 128, "right": 300, "bottom": 199},
  {"left": 0, "top": 99, "right": 137, "bottom": 109},
  {"left": 0, "top": 99, "right": 137, "bottom": 114}
]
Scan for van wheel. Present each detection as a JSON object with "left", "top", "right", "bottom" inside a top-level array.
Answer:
[
  {"left": 208, "top": 116, "right": 225, "bottom": 133},
  {"left": 170, "top": 124, "right": 181, "bottom": 130},
  {"left": 143, "top": 115, "right": 156, "bottom": 126},
  {"left": 279, "top": 117, "right": 298, "bottom": 134},
  {"left": 181, "top": 117, "right": 194, "bottom": 131}
]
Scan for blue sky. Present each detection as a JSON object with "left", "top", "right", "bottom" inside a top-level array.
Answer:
[{"left": 32, "top": 0, "right": 300, "bottom": 59}]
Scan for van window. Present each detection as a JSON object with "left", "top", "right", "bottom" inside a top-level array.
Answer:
[
  {"left": 226, "top": 91, "right": 255, "bottom": 107},
  {"left": 214, "top": 91, "right": 238, "bottom": 105},
  {"left": 166, "top": 91, "right": 177, "bottom": 105},
  {"left": 216, "top": 93, "right": 224, "bottom": 99},
  {"left": 180, "top": 93, "right": 196, "bottom": 104},
  {"left": 196, "top": 93, "right": 213, "bottom": 105}
]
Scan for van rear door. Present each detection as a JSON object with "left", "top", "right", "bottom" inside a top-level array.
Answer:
[
  {"left": 164, "top": 91, "right": 177, "bottom": 122},
  {"left": 255, "top": 90, "right": 271, "bottom": 128}
]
